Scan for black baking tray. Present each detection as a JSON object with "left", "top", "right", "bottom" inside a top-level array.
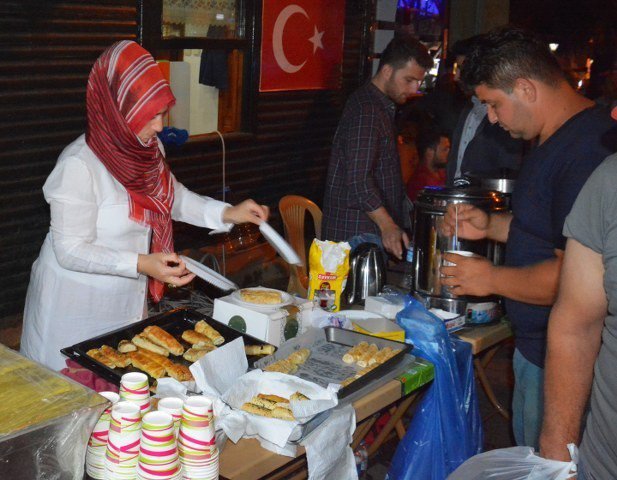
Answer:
[{"left": 61, "top": 307, "right": 276, "bottom": 387}]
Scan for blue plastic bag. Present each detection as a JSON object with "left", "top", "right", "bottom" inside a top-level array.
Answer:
[{"left": 387, "top": 296, "right": 483, "bottom": 480}]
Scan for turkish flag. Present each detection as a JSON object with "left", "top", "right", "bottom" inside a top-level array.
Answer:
[{"left": 260, "top": 0, "right": 346, "bottom": 92}]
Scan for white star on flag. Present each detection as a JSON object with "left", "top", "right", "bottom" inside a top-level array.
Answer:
[{"left": 309, "top": 26, "right": 324, "bottom": 54}]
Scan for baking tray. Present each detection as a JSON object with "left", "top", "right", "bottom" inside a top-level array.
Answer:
[
  {"left": 255, "top": 327, "right": 412, "bottom": 400},
  {"left": 61, "top": 307, "right": 275, "bottom": 387}
]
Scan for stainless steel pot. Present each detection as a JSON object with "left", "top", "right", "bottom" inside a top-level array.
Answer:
[
  {"left": 345, "top": 243, "right": 386, "bottom": 306},
  {"left": 411, "top": 186, "right": 507, "bottom": 300}
]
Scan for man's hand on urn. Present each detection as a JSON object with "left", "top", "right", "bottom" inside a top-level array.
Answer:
[
  {"left": 440, "top": 253, "right": 495, "bottom": 297},
  {"left": 223, "top": 199, "right": 269, "bottom": 225},
  {"left": 442, "top": 203, "right": 490, "bottom": 240},
  {"left": 381, "top": 223, "right": 409, "bottom": 260},
  {"left": 137, "top": 252, "right": 195, "bottom": 287}
]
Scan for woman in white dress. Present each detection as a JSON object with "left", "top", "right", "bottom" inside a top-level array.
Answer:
[{"left": 20, "top": 40, "right": 268, "bottom": 371}]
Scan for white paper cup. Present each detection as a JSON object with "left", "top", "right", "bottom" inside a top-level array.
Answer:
[
  {"left": 442, "top": 250, "right": 475, "bottom": 267},
  {"left": 157, "top": 397, "right": 184, "bottom": 438}
]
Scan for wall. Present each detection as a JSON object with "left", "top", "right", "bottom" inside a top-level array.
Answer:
[
  {"left": 0, "top": 0, "right": 371, "bottom": 329},
  {"left": 449, "top": 0, "right": 510, "bottom": 45}
]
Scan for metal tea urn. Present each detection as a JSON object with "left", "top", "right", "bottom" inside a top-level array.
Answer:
[{"left": 411, "top": 186, "right": 507, "bottom": 303}]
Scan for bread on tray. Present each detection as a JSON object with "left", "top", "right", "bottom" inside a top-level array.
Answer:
[
  {"left": 240, "top": 391, "right": 310, "bottom": 421},
  {"left": 194, "top": 320, "right": 225, "bottom": 346},
  {"left": 132, "top": 334, "right": 169, "bottom": 357},
  {"left": 181, "top": 329, "right": 214, "bottom": 348},
  {"left": 239, "top": 289, "right": 282, "bottom": 305},
  {"left": 143, "top": 325, "right": 184, "bottom": 356}
]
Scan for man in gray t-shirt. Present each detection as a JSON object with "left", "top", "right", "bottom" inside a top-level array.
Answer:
[{"left": 539, "top": 148, "right": 617, "bottom": 478}]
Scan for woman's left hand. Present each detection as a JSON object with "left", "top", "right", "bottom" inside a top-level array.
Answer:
[{"left": 223, "top": 199, "right": 269, "bottom": 225}]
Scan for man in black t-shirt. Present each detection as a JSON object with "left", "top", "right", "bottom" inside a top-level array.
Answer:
[{"left": 439, "top": 27, "right": 616, "bottom": 450}]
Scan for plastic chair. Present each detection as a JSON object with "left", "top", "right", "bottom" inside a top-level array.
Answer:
[{"left": 278, "top": 195, "right": 322, "bottom": 296}]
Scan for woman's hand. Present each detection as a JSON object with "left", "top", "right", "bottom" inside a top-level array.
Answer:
[
  {"left": 223, "top": 199, "right": 269, "bottom": 225},
  {"left": 137, "top": 252, "right": 195, "bottom": 287},
  {"left": 441, "top": 203, "right": 490, "bottom": 240}
]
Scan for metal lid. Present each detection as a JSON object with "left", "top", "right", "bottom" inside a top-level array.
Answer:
[
  {"left": 415, "top": 186, "right": 506, "bottom": 211},
  {"left": 479, "top": 178, "right": 516, "bottom": 194}
]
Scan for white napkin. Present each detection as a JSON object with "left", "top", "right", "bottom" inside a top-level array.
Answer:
[{"left": 302, "top": 404, "right": 358, "bottom": 480}]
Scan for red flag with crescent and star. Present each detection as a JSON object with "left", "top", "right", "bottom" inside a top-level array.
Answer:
[{"left": 260, "top": 0, "right": 346, "bottom": 92}]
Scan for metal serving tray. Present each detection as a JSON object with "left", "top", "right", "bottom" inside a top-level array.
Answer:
[
  {"left": 255, "top": 327, "right": 412, "bottom": 400},
  {"left": 61, "top": 307, "right": 275, "bottom": 387}
]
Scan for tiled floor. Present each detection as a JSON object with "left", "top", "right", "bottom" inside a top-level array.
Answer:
[{"left": 365, "top": 338, "right": 516, "bottom": 479}]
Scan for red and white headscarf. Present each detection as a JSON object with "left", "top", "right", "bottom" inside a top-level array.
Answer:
[{"left": 86, "top": 40, "right": 176, "bottom": 302}]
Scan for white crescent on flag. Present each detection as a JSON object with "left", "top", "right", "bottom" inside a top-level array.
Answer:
[{"left": 272, "top": 4, "right": 324, "bottom": 74}]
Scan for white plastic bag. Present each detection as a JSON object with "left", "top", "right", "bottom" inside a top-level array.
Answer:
[{"left": 447, "top": 444, "right": 578, "bottom": 480}]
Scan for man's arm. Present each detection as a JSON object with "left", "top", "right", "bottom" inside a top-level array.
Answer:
[
  {"left": 442, "top": 204, "right": 512, "bottom": 243},
  {"left": 540, "top": 238, "right": 606, "bottom": 461},
  {"left": 441, "top": 248, "right": 563, "bottom": 305},
  {"left": 486, "top": 212, "right": 512, "bottom": 243}
]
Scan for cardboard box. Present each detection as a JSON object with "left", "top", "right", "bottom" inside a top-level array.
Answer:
[
  {"left": 364, "top": 296, "right": 405, "bottom": 320},
  {"left": 213, "top": 295, "right": 309, "bottom": 347}
]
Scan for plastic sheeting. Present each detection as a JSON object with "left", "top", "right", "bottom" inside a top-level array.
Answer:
[{"left": 387, "top": 296, "right": 483, "bottom": 480}]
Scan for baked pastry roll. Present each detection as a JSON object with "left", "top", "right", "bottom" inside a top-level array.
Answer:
[
  {"left": 368, "top": 347, "right": 392, "bottom": 366},
  {"left": 357, "top": 344, "right": 379, "bottom": 368},
  {"left": 288, "top": 348, "right": 310, "bottom": 365},
  {"left": 117, "top": 339, "right": 137, "bottom": 353},
  {"left": 143, "top": 325, "right": 184, "bottom": 356},
  {"left": 239, "top": 289, "right": 282, "bottom": 305},
  {"left": 181, "top": 329, "right": 214, "bottom": 348},
  {"left": 290, "top": 391, "right": 310, "bottom": 402},
  {"left": 244, "top": 345, "right": 276, "bottom": 356},
  {"left": 100, "top": 345, "right": 131, "bottom": 368},
  {"left": 194, "top": 320, "right": 225, "bottom": 346},
  {"left": 342, "top": 341, "right": 368, "bottom": 364},
  {"left": 128, "top": 351, "right": 166, "bottom": 379},
  {"left": 136, "top": 348, "right": 194, "bottom": 382},
  {"left": 183, "top": 345, "right": 216, "bottom": 363},
  {"left": 86, "top": 348, "right": 115, "bottom": 369},
  {"left": 132, "top": 334, "right": 169, "bottom": 357},
  {"left": 241, "top": 403, "right": 273, "bottom": 417}
]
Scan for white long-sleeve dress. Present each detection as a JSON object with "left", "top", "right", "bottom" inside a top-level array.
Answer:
[{"left": 21, "top": 134, "right": 232, "bottom": 370}]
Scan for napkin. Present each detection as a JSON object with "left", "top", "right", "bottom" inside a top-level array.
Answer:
[{"left": 302, "top": 404, "right": 358, "bottom": 480}]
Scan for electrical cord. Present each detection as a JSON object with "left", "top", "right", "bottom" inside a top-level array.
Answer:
[{"left": 213, "top": 129, "right": 227, "bottom": 276}]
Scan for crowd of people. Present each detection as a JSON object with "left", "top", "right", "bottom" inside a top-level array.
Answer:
[
  {"left": 322, "top": 27, "right": 617, "bottom": 479},
  {"left": 19, "top": 22, "right": 617, "bottom": 480}
]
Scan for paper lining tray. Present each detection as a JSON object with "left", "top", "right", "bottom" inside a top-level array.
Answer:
[
  {"left": 254, "top": 327, "right": 412, "bottom": 400},
  {"left": 61, "top": 307, "right": 276, "bottom": 387}
]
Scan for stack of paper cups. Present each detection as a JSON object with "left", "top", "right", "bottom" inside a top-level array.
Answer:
[
  {"left": 178, "top": 396, "right": 219, "bottom": 480},
  {"left": 86, "top": 391, "right": 120, "bottom": 479},
  {"left": 157, "top": 397, "right": 184, "bottom": 439},
  {"left": 120, "top": 372, "right": 152, "bottom": 416},
  {"left": 136, "top": 411, "right": 182, "bottom": 480},
  {"left": 104, "top": 401, "right": 142, "bottom": 479}
]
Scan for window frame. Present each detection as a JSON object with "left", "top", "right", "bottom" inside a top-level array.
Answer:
[{"left": 136, "top": 0, "right": 260, "bottom": 140}]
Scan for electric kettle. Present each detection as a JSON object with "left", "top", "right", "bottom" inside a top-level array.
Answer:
[{"left": 345, "top": 243, "right": 386, "bottom": 306}]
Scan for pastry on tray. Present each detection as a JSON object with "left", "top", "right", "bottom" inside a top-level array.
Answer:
[
  {"left": 117, "top": 339, "right": 137, "bottom": 353},
  {"left": 244, "top": 344, "right": 275, "bottom": 356},
  {"left": 143, "top": 325, "right": 184, "bottom": 356},
  {"left": 183, "top": 344, "right": 217, "bottom": 363},
  {"left": 100, "top": 345, "right": 131, "bottom": 368},
  {"left": 239, "top": 289, "right": 282, "bottom": 305},
  {"left": 182, "top": 329, "right": 214, "bottom": 348},
  {"left": 136, "top": 348, "right": 193, "bottom": 382},
  {"left": 128, "top": 351, "right": 166, "bottom": 379},
  {"left": 194, "top": 320, "right": 225, "bottom": 346},
  {"left": 240, "top": 391, "right": 309, "bottom": 421},
  {"left": 86, "top": 348, "right": 116, "bottom": 369},
  {"left": 132, "top": 334, "right": 169, "bottom": 357}
]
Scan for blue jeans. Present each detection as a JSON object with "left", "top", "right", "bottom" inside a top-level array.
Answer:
[{"left": 512, "top": 348, "right": 544, "bottom": 450}]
